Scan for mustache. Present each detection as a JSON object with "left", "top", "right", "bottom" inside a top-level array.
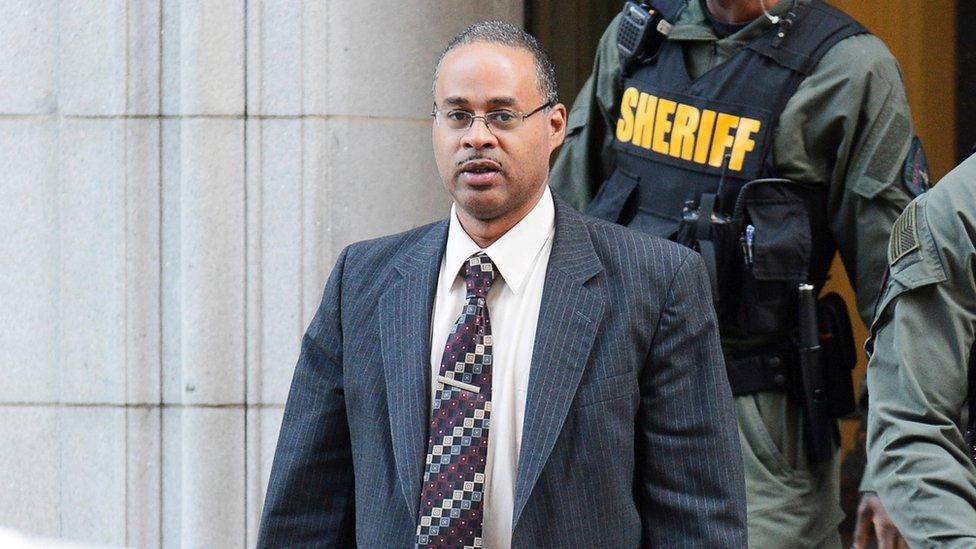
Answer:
[{"left": 456, "top": 154, "right": 502, "bottom": 169}]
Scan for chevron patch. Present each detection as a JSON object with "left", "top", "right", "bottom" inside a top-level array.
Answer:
[{"left": 889, "top": 201, "right": 919, "bottom": 265}]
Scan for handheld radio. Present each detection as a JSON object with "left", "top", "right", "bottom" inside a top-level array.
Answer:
[{"left": 617, "top": 1, "right": 674, "bottom": 72}]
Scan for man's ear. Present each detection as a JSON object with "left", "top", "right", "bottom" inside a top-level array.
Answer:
[{"left": 548, "top": 103, "right": 568, "bottom": 151}]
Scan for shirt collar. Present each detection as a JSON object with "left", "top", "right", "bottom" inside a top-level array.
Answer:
[{"left": 443, "top": 185, "right": 555, "bottom": 296}]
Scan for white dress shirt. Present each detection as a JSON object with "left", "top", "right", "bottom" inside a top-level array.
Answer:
[{"left": 429, "top": 185, "right": 555, "bottom": 549}]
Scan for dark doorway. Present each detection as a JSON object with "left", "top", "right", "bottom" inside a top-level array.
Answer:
[{"left": 527, "top": 1, "right": 621, "bottom": 105}]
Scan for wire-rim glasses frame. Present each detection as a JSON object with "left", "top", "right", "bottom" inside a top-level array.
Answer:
[{"left": 430, "top": 100, "right": 555, "bottom": 133}]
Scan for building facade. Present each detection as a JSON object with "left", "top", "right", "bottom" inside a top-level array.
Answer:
[{"left": 0, "top": 1, "right": 522, "bottom": 546}]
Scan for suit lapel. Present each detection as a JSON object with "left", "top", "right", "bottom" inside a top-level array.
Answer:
[
  {"left": 513, "top": 198, "right": 605, "bottom": 526},
  {"left": 380, "top": 221, "right": 448, "bottom": 520}
]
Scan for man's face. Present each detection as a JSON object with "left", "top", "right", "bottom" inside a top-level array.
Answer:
[{"left": 432, "top": 42, "right": 566, "bottom": 224}]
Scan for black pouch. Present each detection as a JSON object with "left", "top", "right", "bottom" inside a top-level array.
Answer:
[
  {"left": 674, "top": 194, "right": 744, "bottom": 318},
  {"left": 734, "top": 179, "right": 812, "bottom": 335},
  {"left": 817, "top": 292, "right": 857, "bottom": 418}
]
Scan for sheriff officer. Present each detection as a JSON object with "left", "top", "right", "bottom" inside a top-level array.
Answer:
[{"left": 550, "top": 0, "right": 927, "bottom": 545}]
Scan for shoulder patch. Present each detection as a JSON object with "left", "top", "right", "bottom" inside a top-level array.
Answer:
[
  {"left": 888, "top": 200, "right": 920, "bottom": 265},
  {"left": 902, "top": 136, "right": 930, "bottom": 197}
]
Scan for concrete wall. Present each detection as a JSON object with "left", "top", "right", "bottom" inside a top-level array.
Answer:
[{"left": 0, "top": 1, "right": 523, "bottom": 546}]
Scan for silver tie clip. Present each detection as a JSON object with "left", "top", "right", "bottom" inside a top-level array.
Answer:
[{"left": 436, "top": 374, "right": 480, "bottom": 394}]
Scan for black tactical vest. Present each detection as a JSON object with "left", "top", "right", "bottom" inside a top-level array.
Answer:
[
  {"left": 588, "top": 0, "right": 865, "bottom": 237},
  {"left": 587, "top": 1, "right": 868, "bottom": 397}
]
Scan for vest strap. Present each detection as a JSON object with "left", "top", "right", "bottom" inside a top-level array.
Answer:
[
  {"left": 650, "top": 0, "right": 688, "bottom": 23},
  {"left": 746, "top": 0, "right": 869, "bottom": 76}
]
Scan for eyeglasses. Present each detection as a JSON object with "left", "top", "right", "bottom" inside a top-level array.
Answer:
[{"left": 431, "top": 101, "right": 554, "bottom": 133}]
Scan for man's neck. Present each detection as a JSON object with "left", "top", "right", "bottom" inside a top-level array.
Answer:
[
  {"left": 455, "top": 186, "right": 547, "bottom": 249},
  {"left": 457, "top": 215, "right": 515, "bottom": 249},
  {"left": 705, "top": 0, "right": 779, "bottom": 24}
]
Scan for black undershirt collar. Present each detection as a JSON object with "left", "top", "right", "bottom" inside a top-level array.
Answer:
[{"left": 699, "top": 0, "right": 752, "bottom": 38}]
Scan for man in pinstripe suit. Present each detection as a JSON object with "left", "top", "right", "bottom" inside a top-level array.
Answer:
[{"left": 258, "top": 22, "right": 746, "bottom": 548}]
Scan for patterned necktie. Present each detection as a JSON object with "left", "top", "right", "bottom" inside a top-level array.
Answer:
[{"left": 417, "top": 252, "right": 497, "bottom": 548}]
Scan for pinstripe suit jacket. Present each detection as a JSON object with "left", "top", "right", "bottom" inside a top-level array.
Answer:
[{"left": 258, "top": 196, "right": 746, "bottom": 548}]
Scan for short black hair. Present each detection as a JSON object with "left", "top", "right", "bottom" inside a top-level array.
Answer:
[{"left": 433, "top": 21, "right": 559, "bottom": 106}]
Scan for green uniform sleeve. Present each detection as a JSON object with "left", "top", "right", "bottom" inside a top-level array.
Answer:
[
  {"left": 549, "top": 14, "right": 624, "bottom": 211},
  {"left": 774, "top": 34, "right": 917, "bottom": 325},
  {"left": 866, "top": 175, "right": 976, "bottom": 546}
]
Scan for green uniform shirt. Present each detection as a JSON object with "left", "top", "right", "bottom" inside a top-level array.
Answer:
[
  {"left": 549, "top": 0, "right": 918, "bottom": 324},
  {"left": 866, "top": 154, "right": 976, "bottom": 547}
]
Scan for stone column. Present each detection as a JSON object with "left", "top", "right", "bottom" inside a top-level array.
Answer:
[
  {"left": 0, "top": 1, "right": 523, "bottom": 546},
  {"left": 1, "top": 1, "right": 163, "bottom": 546}
]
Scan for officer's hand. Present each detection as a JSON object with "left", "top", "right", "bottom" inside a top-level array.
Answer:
[{"left": 853, "top": 492, "right": 907, "bottom": 549}]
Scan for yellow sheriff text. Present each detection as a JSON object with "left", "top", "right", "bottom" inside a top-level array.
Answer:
[{"left": 616, "top": 87, "right": 761, "bottom": 171}]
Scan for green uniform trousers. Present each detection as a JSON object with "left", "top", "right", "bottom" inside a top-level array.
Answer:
[{"left": 737, "top": 393, "right": 844, "bottom": 548}]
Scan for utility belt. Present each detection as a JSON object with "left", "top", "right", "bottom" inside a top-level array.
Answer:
[
  {"left": 723, "top": 294, "right": 856, "bottom": 411},
  {"left": 674, "top": 177, "right": 857, "bottom": 461}
]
